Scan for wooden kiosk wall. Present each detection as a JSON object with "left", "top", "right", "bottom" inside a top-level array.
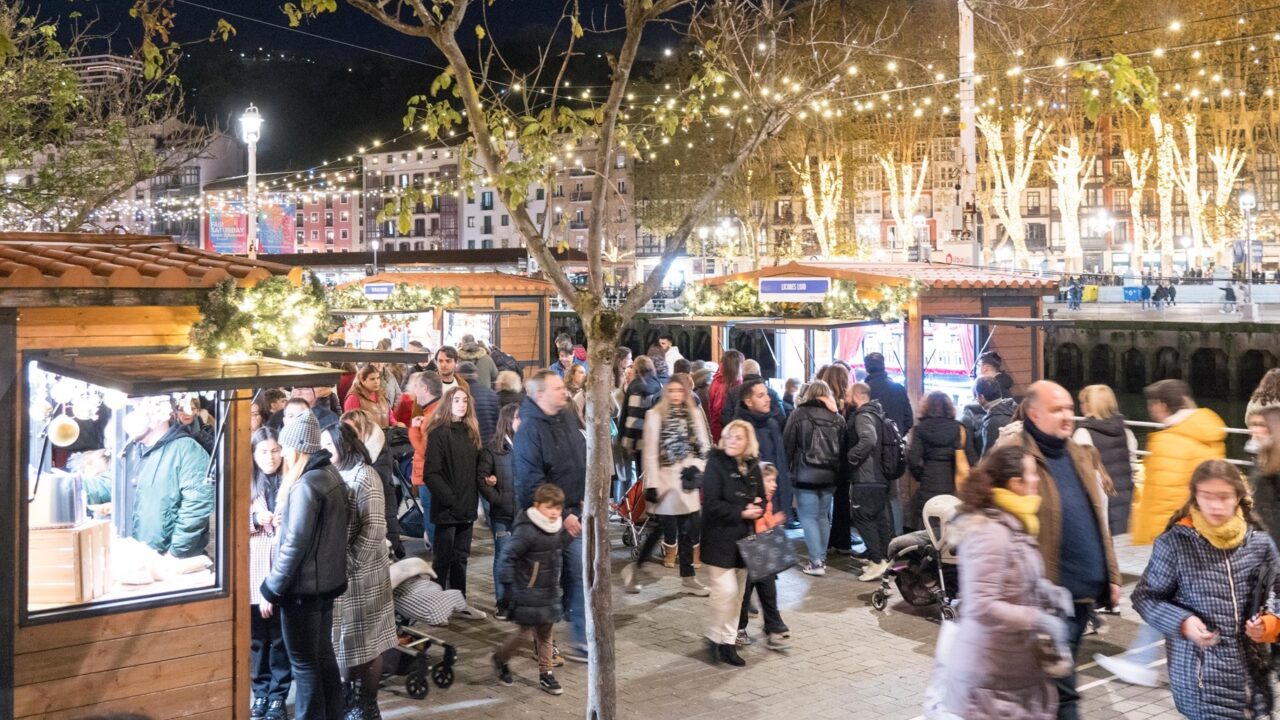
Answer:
[{"left": 5, "top": 306, "right": 252, "bottom": 720}]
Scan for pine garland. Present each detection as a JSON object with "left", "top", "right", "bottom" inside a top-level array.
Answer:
[
  {"left": 328, "top": 283, "right": 461, "bottom": 313},
  {"left": 188, "top": 275, "right": 330, "bottom": 359},
  {"left": 682, "top": 278, "right": 923, "bottom": 322}
]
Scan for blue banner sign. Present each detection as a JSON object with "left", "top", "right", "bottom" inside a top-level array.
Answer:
[
  {"left": 759, "top": 276, "right": 831, "bottom": 302},
  {"left": 363, "top": 283, "right": 394, "bottom": 299}
]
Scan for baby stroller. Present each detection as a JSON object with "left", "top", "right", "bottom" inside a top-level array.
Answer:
[
  {"left": 384, "top": 558, "right": 461, "bottom": 700},
  {"left": 612, "top": 475, "right": 652, "bottom": 559},
  {"left": 870, "top": 495, "right": 961, "bottom": 621}
]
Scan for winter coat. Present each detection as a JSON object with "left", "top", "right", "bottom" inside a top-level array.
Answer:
[
  {"left": 469, "top": 382, "right": 501, "bottom": 446},
  {"left": 783, "top": 399, "right": 845, "bottom": 488},
  {"left": 699, "top": 449, "right": 764, "bottom": 568},
  {"left": 959, "top": 402, "right": 986, "bottom": 461},
  {"left": 865, "top": 370, "right": 913, "bottom": 433},
  {"left": 248, "top": 474, "right": 281, "bottom": 607},
  {"left": 458, "top": 342, "right": 499, "bottom": 389},
  {"left": 1133, "top": 408, "right": 1227, "bottom": 545},
  {"left": 908, "top": 416, "right": 964, "bottom": 496},
  {"left": 641, "top": 405, "right": 710, "bottom": 516},
  {"left": 424, "top": 423, "right": 492, "bottom": 525},
  {"left": 261, "top": 450, "right": 349, "bottom": 603},
  {"left": 706, "top": 369, "right": 738, "bottom": 442},
  {"left": 1133, "top": 520, "right": 1280, "bottom": 720},
  {"left": 941, "top": 510, "right": 1057, "bottom": 720},
  {"left": 620, "top": 374, "right": 662, "bottom": 455},
  {"left": 734, "top": 405, "right": 790, "bottom": 512},
  {"left": 994, "top": 430, "right": 1122, "bottom": 594},
  {"left": 1074, "top": 415, "right": 1137, "bottom": 536},
  {"left": 498, "top": 507, "right": 570, "bottom": 626},
  {"left": 847, "top": 400, "right": 886, "bottom": 487},
  {"left": 979, "top": 398, "right": 1017, "bottom": 458},
  {"left": 129, "top": 423, "right": 214, "bottom": 559},
  {"left": 513, "top": 396, "right": 587, "bottom": 514},
  {"left": 497, "top": 389, "right": 525, "bottom": 409},
  {"left": 333, "top": 462, "right": 397, "bottom": 667},
  {"left": 344, "top": 385, "right": 392, "bottom": 428},
  {"left": 361, "top": 427, "right": 402, "bottom": 553},
  {"left": 720, "top": 374, "right": 787, "bottom": 435},
  {"left": 480, "top": 439, "right": 517, "bottom": 526},
  {"left": 1253, "top": 470, "right": 1280, "bottom": 552}
]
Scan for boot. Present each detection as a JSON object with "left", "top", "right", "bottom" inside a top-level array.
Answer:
[
  {"left": 343, "top": 681, "right": 366, "bottom": 720},
  {"left": 361, "top": 682, "right": 383, "bottom": 720},
  {"left": 717, "top": 643, "right": 747, "bottom": 667},
  {"left": 692, "top": 544, "right": 703, "bottom": 569},
  {"left": 662, "top": 542, "right": 678, "bottom": 568}
]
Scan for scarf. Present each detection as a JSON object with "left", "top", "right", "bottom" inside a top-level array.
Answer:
[
  {"left": 659, "top": 406, "right": 704, "bottom": 466},
  {"left": 527, "top": 505, "right": 564, "bottom": 534},
  {"left": 1189, "top": 507, "right": 1248, "bottom": 550},
  {"left": 1025, "top": 418, "right": 1067, "bottom": 459},
  {"left": 991, "top": 487, "right": 1042, "bottom": 537}
]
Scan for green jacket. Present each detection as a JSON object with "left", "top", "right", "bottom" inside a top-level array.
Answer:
[{"left": 130, "top": 423, "right": 214, "bottom": 558}]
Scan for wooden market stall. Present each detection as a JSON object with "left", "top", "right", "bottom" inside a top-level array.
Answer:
[
  {"left": 0, "top": 232, "right": 341, "bottom": 720},
  {"left": 337, "top": 272, "right": 556, "bottom": 371},
  {"left": 693, "top": 261, "right": 1059, "bottom": 407}
]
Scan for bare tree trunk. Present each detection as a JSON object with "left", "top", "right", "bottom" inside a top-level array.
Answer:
[{"left": 583, "top": 327, "right": 621, "bottom": 720}]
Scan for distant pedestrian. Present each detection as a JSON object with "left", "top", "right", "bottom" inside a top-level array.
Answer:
[
  {"left": 847, "top": 382, "right": 893, "bottom": 581},
  {"left": 784, "top": 379, "right": 843, "bottom": 576},
  {"left": 707, "top": 349, "right": 745, "bottom": 442},
  {"left": 736, "top": 462, "right": 791, "bottom": 651},
  {"left": 1071, "top": 385, "right": 1137, "bottom": 536},
  {"left": 906, "top": 392, "right": 968, "bottom": 531}
]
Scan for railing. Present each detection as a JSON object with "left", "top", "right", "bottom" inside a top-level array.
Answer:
[
  {"left": 571, "top": 191, "right": 593, "bottom": 202},
  {"left": 551, "top": 290, "right": 685, "bottom": 314},
  {"left": 569, "top": 220, "right": 588, "bottom": 229}
]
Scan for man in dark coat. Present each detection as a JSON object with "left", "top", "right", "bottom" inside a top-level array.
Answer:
[
  {"left": 846, "top": 383, "right": 892, "bottom": 581},
  {"left": 733, "top": 378, "right": 790, "bottom": 520},
  {"left": 970, "top": 376, "right": 1015, "bottom": 458},
  {"left": 512, "top": 370, "right": 588, "bottom": 663},
  {"left": 719, "top": 359, "right": 787, "bottom": 431},
  {"left": 458, "top": 361, "right": 500, "bottom": 445},
  {"left": 863, "top": 352, "right": 912, "bottom": 434}
]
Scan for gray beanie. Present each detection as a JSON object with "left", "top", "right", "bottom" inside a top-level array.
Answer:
[{"left": 280, "top": 411, "right": 322, "bottom": 454}]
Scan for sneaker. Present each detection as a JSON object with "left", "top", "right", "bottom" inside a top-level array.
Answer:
[
  {"left": 766, "top": 633, "right": 791, "bottom": 651},
  {"left": 495, "top": 606, "right": 510, "bottom": 622},
  {"left": 456, "top": 605, "right": 487, "bottom": 620},
  {"left": 735, "top": 629, "right": 753, "bottom": 646},
  {"left": 680, "top": 577, "right": 710, "bottom": 596},
  {"left": 858, "top": 560, "right": 889, "bottom": 582},
  {"left": 250, "top": 697, "right": 268, "bottom": 720},
  {"left": 264, "top": 699, "right": 287, "bottom": 720},
  {"left": 800, "top": 561, "right": 826, "bottom": 576},
  {"left": 621, "top": 562, "right": 642, "bottom": 593},
  {"left": 540, "top": 672, "right": 564, "bottom": 695},
  {"left": 1093, "top": 653, "right": 1161, "bottom": 687},
  {"left": 491, "top": 654, "right": 513, "bottom": 686},
  {"left": 561, "top": 645, "right": 589, "bottom": 663}
]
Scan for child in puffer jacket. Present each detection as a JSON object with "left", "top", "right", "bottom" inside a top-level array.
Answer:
[
  {"left": 491, "top": 484, "right": 571, "bottom": 696},
  {"left": 737, "top": 463, "right": 792, "bottom": 651}
]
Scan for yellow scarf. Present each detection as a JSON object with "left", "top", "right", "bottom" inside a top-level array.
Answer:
[
  {"left": 1189, "top": 507, "right": 1248, "bottom": 550},
  {"left": 991, "top": 488, "right": 1042, "bottom": 537}
]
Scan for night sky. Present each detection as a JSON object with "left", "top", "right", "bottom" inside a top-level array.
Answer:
[{"left": 37, "top": 0, "right": 663, "bottom": 171}]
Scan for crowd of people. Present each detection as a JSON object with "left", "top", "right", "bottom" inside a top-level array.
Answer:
[{"left": 245, "top": 321, "right": 1280, "bottom": 720}]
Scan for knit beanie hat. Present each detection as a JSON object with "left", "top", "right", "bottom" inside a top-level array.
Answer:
[{"left": 280, "top": 411, "right": 322, "bottom": 454}]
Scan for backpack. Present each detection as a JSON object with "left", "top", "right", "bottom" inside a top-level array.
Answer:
[
  {"left": 489, "top": 346, "right": 521, "bottom": 375},
  {"left": 802, "top": 412, "right": 844, "bottom": 470},
  {"left": 878, "top": 414, "right": 907, "bottom": 480}
]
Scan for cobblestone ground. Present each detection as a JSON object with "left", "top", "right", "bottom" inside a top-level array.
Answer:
[{"left": 379, "top": 527, "right": 1172, "bottom": 719}]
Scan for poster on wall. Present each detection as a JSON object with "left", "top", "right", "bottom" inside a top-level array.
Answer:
[{"left": 204, "top": 199, "right": 297, "bottom": 255}]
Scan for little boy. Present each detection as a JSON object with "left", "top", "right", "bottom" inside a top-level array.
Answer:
[
  {"left": 493, "top": 483, "right": 570, "bottom": 695},
  {"left": 737, "top": 463, "right": 791, "bottom": 650}
]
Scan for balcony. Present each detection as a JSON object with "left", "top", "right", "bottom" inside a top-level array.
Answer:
[
  {"left": 1021, "top": 206, "right": 1043, "bottom": 217},
  {"left": 776, "top": 212, "right": 795, "bottom": 224},
  {"left": 571, "top": 191, "right": 593, "bottom": 202},
  {"left": 569, "top": 167, "right": 591, "bottom": 177},
  {"left": 569, "top": 220, "right": 589, "bottom": 229}
]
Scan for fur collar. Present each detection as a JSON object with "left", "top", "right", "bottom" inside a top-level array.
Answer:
[
  {"left": 389, "top": 557, "right": 436, "bottom": 589},
  {"left": 527, "top": 506, "right": 563, "bottom": 534}
]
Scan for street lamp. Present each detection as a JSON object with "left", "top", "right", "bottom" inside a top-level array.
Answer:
[
  {"left": 239, "top": 104, "right": 263, "bottom": 259},
  {"left": 370, "top": 239, "right": 380, "bottom": 276},
  {"left": 1240, "top": 191, "right": 1258, "bottom": 320}
]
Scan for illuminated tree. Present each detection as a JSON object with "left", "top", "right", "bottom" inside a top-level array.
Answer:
[
  {"left": 791, "top": 153, "right": 844, "bottom": 257},
  {"left": 1045, "top": 114, "right": 1095, "bottom": 273},
  {"left": 977, "top": 112, "right": 1048, "bottom": 269}
]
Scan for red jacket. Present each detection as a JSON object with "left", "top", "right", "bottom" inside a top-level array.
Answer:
[
  {"left": 707, "top": 370, "right": 737, "bottom": 443},
  {"left": 407, "top": 399, "right": 439, "bottom": 486}
]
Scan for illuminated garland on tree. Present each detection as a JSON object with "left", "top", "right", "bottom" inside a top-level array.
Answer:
[
  {"left": 189, "top": 276, "right": 330, "bottom": 359},
  {"left": 682, "top": 279, "right": 923, "bottom": 321}
]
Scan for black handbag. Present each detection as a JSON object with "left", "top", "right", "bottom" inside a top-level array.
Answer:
[{"left": 735, "top": 525, "right": 798, "bottom": 582}]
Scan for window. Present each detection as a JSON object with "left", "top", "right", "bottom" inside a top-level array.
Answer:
[
  {"left": 325, "top": 230, "right": 335, "bottom": 243},
  {"left": 467, "top": 192, "right": 474, "bottom": 204},
  {"left": 296, "top": 229, "right": 304, "bottom": 243},
  {"left": 340, "top": 193, "right": 350, "bottom": 204},
  {"left": 325, "top": 212, "right": 333, "bottom": 227},
  {"left": 414, "top": 218, "right": 426, "bottom": 236},
  {"left": 386, "top": 154, "right": 393, "bottom": 163},
  {"left": 399, "top": 174, "right": 409, "bottom": 188},
  {"left": 468, "top": 240, "right": 476, "bottom": 249},
  {"left": 310, "top": 212, "right": 319, "bottom": 223},
  {"left": 341, "top": 229, "right": 349, "bottom": 240},
  {"left": 22, "top": 366, "right": 231, "bottom": 620},
  {"left": 340, "top": 211, "right": 350, "bottom": 223},
  {"left": 482, "top": 216, "right": 493, "bottom": 234},
  {"left": 296, "top": 213, "right": 304, "bottom": 227},
  {"left": 1026, "top": 191, "right": 1042, "bottom": 211},
  {"left": 617, "top": 179, "right": 627, "bottom": 194},
  {"left": 481, "top": 239, "right": 493, "bottom": 249},
  {"left": 1112, "top": 189, "right": 1127, "bottom": 209},
  {"left": 481, "top": 191, "right": 494, "bottom": 210},
  {"left": 536, "top": 188, "right": 545, "bottom": 201},
  {"left": 311, "top": 230, "right": 319, "bottom": 241},
  {"left": 537, "top": 212, "right": 546, "bottom": 225},
  {"left": 616, "top": 153, "right": 626, "bottom": 169},
  {"left": 467, "top": 217, "right": 475, "bottom": 228},
  {"left": 501, "top": 215, "right": 509, "bottom": 227}
]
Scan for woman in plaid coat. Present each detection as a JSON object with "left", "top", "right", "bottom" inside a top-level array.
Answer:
[
  {"left": 1133, "top": 460, "right": 1280, "bottom": 720},
  {"left": 320, "top": 424, "right": 398, "bottom": 719}
]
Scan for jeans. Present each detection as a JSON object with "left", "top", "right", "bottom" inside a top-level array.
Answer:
[
  {"left": 250, "top": 605, "right": 292, "bottom": 702},
  {"left": 433, "top": 522, "right": 475, "bottom": 597},
  {"left": 1056, "top": 600, "right": 1094, "bottom": 720},
  {"left": 562, "top": 529, "right": 587, "bottom": 650},
  {"left": 279, "top": 597, "right": 343, "bottom": 720},
  {"left": 829, "top": 477, "right": 852, "bottom": 552},
  {"left": 738, "top": 575, "right": 788, "bottom": 635},
  {"left": 796, "top": 487, "right": 835, "bottom": 565},
  {"left": 636, "top": 513, "right": 697, "bottom": 577},
  {"left": 492, "top": 520, "right": 512, "bottom": 605},
  {"left": 850, "top": 485, "right": 892, "bottom": 562},
  {"left": 417, "top": 486, "right": 436, "bottom": 546}
]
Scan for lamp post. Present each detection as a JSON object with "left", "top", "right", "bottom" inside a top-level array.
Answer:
[
  {"left": 1241, "top": 191, "right": 1259, "bottom": 321},
  {"left": 370, "top": 239, "right": 380, "bottom": 276},
  {"left": 239, "top": 104, "right": 263, "bottom": 259}
]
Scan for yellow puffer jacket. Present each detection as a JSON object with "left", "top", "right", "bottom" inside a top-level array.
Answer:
[{"left": 1130, "top": 408, "right": 1226, "bottom": 545}]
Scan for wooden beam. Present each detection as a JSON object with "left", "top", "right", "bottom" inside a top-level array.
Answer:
[
  {"left": 905, "top": 297, "right": 925, "bottom": 411},
  {"left": 0, "top": 310, "right": 17, "bottom": 720},
  {"left": 0, "top": 288, "right": 209, "bottom": 309}
]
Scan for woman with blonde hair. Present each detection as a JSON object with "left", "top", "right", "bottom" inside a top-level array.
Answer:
[
  {"left": 621, "top": 377, "right": 712, "bottom": 596},
  {"left": 700, "top": 418, "right": 764, "bottom": 667},
  {"left": 1072, "top": 384, "right": 1136, "bottom": 536},
  {"left": 424, "top": 386, "right": 493, "bottom": 604}
]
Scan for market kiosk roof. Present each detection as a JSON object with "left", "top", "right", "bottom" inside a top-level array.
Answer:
[
  {"left": 338, "top": 272, "right": 558, "bottom": 296},
  {"left": 35, "top": 351, "right": 343, "bottom": 395},
  {"left": 733, "top": 317, "right": 892, "bottom": 331},
  {"left": 700, "top": 261, "right": 1058, "bottom": 292}
]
